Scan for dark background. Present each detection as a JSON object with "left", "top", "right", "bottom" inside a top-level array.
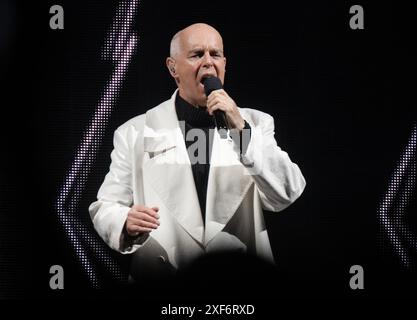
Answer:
[{"left": 1, "top": 0, "right": 416, "bottom": 302}]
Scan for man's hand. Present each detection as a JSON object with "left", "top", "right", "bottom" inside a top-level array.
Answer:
[
  {"left": 125, "top": 205, "right": 160, "bottom": 237},
  {"left": 206, "top": 89, "right": 245, "bottom": 131}
]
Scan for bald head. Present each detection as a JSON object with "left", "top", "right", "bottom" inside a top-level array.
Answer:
[
  {"left": 170, "top": 23, "right": 223, "bottom": 58},
  {"left": 166, "top": 23, "right": 226, "bottom": 107}
]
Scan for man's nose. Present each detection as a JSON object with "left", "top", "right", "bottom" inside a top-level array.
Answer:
[{"left": 201, "top": 52, "right": 214, "bottom": 68}]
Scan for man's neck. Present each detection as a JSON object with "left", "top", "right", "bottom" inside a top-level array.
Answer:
[{"left": 178, "top": 92, "right": 206, "bottom": 109}]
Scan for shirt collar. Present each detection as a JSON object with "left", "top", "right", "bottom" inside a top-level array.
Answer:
[{"left": 175, "top": 93, "right": 215, "bottom": 128}]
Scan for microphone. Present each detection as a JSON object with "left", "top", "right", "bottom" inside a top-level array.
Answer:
[{"left": 202, "top": 76, "right": 229, "bottom": 139}]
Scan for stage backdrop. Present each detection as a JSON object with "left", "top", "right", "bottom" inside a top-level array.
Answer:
[{"left": 1, "top": 0, "right": 416, "bottom": 300}]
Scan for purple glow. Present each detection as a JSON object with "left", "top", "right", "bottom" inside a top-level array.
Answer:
[
  {"left": 56, "top": 0, "right": 139, "bottom": 287},
  {"left": 378, "top": 124, "right": 416, "bottom": 268}
]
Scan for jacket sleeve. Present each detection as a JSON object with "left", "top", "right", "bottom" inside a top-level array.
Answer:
[
  {"left": 88, "top": 126, "right": 148, "bottom": 254},
  {"left": 238, "top": 112, "right": 306, "bottom": 212}
]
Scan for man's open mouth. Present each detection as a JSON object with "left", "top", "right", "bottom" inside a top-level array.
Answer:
[{"left": 199, "top": 74, "right": 215, "bottom": 84}]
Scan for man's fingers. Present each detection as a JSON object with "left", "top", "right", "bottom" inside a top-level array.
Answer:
[
  {"left": 131, "top": 204, "right": 158, "bottom": 212},
  {"left": 142, "top": 207, "right": 160, "bottom": 219},
  {"left": 208, "top": 102, "right": 223, "bottom": 115},
  {"left": 127, "top": 225, "right": 153, "bottom": 234},
  {"left": 207, "top": 97, "right": 231, "bottom": 115},
  {"left": 128, "top": 216, "right": 159, "bottom": 229},
  {"left": 207, "top": 90, "right": 227, "bottom": 103},
  {"left": 138, "top": 220, "right": 159, "bottom": 229},
  {"left": 128, "top": 211, "right": 160, "bottom": 225},
  {"left": 127, "top": 205, "right": 160, "bottom": 237},
  {"left": 207, "top": 94, "right": 220, "bottom": 107},
  {"left": 131, "top": 204, "right": 147, "bottom": 212},
  {"left": 129, "top": 205, "right": 160, "bottom": 219}
]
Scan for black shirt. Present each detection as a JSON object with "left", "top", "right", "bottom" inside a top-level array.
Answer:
[
  {"left": 175, "top": 94, "right": 215, "bottom": 223},
  {"left": 175, "top": 93, "right": 252, "bottom": 224}
]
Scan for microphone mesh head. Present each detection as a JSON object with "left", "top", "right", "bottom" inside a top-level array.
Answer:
[{"left": 202, "top": 76, "right": 223, "bottom": 96}]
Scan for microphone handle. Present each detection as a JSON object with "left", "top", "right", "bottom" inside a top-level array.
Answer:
[{"left": 213, "top": 110, "right": 229, "bottom": 139}]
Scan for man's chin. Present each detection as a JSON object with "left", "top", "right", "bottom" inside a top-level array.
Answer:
[
  {"left": 195, "top": 96, "right": 208, "bottom": 108},
  {"left": 196, "top": 101, "right": 208, "bottom": 108}
]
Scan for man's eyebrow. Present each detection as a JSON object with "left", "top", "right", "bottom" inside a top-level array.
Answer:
[
  {"left": 211, "top": 49, "right": 224, "bottom": 54},
  {"left": 188, "top": 48, "right": 224, "bottom": 54},
  {"left": 188, "top": 48, "right": 204, "bottom": 53}
]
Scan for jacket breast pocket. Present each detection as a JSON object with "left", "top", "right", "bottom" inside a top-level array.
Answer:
[{"left": 145, "top": 146, "right": 177, "bottom": 163}]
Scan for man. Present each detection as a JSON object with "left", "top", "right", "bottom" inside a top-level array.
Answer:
[{"left": 89, "top": 23, "right": 306, "bottom": 280}]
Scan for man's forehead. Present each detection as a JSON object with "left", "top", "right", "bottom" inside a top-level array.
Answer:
[
  {"left": 170, "top": 24, "right": 224, "bottom": 57},
  {"left": 182, "top": 37, "right": 223, "bottom": 52},
  {"left": 180, "top": 27, "right": 223, "bottom": 46}
]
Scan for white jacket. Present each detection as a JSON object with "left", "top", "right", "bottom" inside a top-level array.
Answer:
[{"left": 89, "top": 91, "right": 306, "bottom": 273}]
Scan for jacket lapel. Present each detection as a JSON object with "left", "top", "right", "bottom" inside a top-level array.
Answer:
[
  {"left": 204, "top": 128, "right": 253, "bottom": 245},
  {"left": 142, "top": 91, "right": 204, "bottom": 245}
]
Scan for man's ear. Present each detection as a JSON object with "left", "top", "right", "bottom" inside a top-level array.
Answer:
[{"left": 166, "top": 57, "right": 178, "bottom": 78}]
